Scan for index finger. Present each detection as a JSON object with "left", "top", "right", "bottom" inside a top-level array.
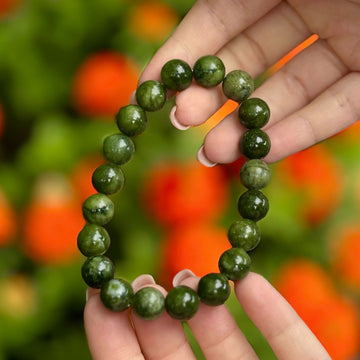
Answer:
[{"left": 139, "top": 0, "right": 280, "bottom": 82}]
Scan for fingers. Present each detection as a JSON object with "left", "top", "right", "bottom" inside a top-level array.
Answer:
[
  {"left": 170, "top": 1, "right": 313, "bottom": 127},
  {"left": 235, "top": 273, "right": 331, "bottom": 360},
  {"left": 203, "top": 40, "right": 350, "bottom": 164},
  {"left": 84, "top": 288, "right": 144, "bottom": 360},
  {"left": 130, "top": 275, "right": 196, "bottom": 360},
  {"left": 140, "top": 0, "right": 280, "bottom": 83},
  {"left": 174, "top": 270, "right": 259, "bottom": 360}
]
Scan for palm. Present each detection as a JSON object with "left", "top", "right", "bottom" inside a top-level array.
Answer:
[{"left": 140, "top": 0, "right": 360, "bottom": 165}]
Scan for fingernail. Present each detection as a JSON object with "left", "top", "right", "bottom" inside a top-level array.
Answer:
[
  {"left": 173, "top": 269, "right": 195, "bottom": 287},
  {"left": 132, "top": 274, "right": 156, "bottom": 291},
  {"left": 197, "top": 146, "right": 217, "bottom": 167},
  {"left": 129, "top": 90, "right": 137, "bottom": 104},
  {"left": 170, "top": 106, "right": 190, "bottom": 130}
]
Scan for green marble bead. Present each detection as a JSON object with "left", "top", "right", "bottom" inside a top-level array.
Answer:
[
  {"left": 197, "top": 273, "right": 230, "bottom": 306},
  {"left": 103, "top": 134, "right": 135, "bottom": 165},
  {"left": 227, "top": 219, "right": 261, "bottom": 251},
  {"left": 222, "top": 70, "right": 254, "bottom": 103},
  {"left": 82, "top": 193, "right": 114, "bottom": 225},
  {"left": 240, "top": 159, "right": 271, "bottom": 190},
  {"left": 161, "top": 59, "right": 193, "bottom": 91},
  {"left": 239, "top": 129, "right": 271, "bottom": 159},
  {"left": 133, "top": 287, "right": 165, "bottom": 320},
  {"left": 135, "top": 80, "right": 167, "bottom": 111},
  {"left": 81, "top": 255, "right": 115, "bottom": 288},
  {"left": 100, "top": 278, "right": 133, "bottom": 312},
  {"left": 165, "top": 285, "right": 199, "bottom": 321},
  {"left": 193, "top": 55, "right": 225, "bottom": 88},
  {"left": 218, "top": 247, "right": 251, "bottom": 281},
  {"left": 237, "top": 189, "right": 269, "bottom": 221},
  {"left": 115, "top": 105, "right": 148, "bottom": 137},
  {"left": 92, "top": 163, "right": 125, "bottom": 195},
  {"left": 238, "top": 98, "right": 270, "bottom": 129},
  {"left": 77, "top": 223, "right": 110, "bottom": 257}
]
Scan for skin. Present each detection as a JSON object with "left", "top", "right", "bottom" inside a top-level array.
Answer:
[
  {"left": 85, "top": 272, "right": 331, "bottom": 359},
  {"left": 84, "top": 0, "right": 359, "bottom": 358}
]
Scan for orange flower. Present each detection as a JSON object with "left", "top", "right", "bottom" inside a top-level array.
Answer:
[
  {"left": 128, "top": 1, "right": 179, "bottom": 43},
  {"left": 329, "top": 224, "right": 360, "bottom": 290},
  {"left": 141, "top": 161, "right": 229, "bottom": 226},
  {"left": 274, "top": 259, "right": 336, "bottom": 316},
  {"left": 0, "top": 188, "right": 17, "bottom": 247},
  {"left": 72, "top": 52, "right": 139, "bottom": 118},
  {"left": 274, "top": 259, "right": 360, "bottom": 360},
  {"left": 160, "top": 222, "right": 230, "bottom": 287},
  {"left": 71, "top": 155, "right": 104, "bottom": 201},
  {"left": 0, "top": 0, "right": 21, "bottom": 18},
  {"left": 277, "top": 144, "right": 343, "bottom": 225},
  {"left": 22, "top": 174, "right": 84, "bottom": 264}
]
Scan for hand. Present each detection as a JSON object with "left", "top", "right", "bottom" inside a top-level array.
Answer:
[
  {"left": 139, "top": 0, "right": 360, "bottom": 166},
  {"left": 84, "top": 271, "right": 331, "bottom": 359}
]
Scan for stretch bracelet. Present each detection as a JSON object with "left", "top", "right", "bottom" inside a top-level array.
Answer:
[{"left": 78, "top": 55, "right": 271, "bottom": 321}]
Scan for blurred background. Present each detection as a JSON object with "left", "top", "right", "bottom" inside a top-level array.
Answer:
[{"left": 0, "top": 0, "right": 359, "bottom": 359}]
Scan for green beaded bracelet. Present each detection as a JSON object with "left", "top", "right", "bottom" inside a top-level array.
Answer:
[{"left": 78, "top": 55, "right": 272, "bottom": 321}]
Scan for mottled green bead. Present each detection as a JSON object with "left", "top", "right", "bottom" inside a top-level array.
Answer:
[
  {"left": 165, "top": 285, "right": 199, "bottom": 321},
  {"left": 193, "top": 55, "right": 225, "bottom": 88},
  {"left": 115, "top": 105, "right": 148, "bottom": 137},
  {"left": 197, "top": 273, "right": 230, "bottom": 306},
  {"left": 237, "top": 189, "right": 269, "bottom": 221},
  {"left": 81, "top": 255, "right": 114, "bottom": 288},
  {"left": 135, "top": 80, "right": 167, "bottom": 111},
  {"left": 227, "top": 219, "right": 261, "bottom": 251},
  {"left": 133, "top": 287, "right": 165, "bottom": 320},
  {"left": 161, "top": 59, "right": 193, "bottom": 91},
  {"left": 218, "top": 247, "right": 251, "bottom": 281},
  {"left": 239, "top": 129, "right": 271, "bottom": 159},
  {"left": 222, "top": 70, "right": 254, "bottom": 103},
  {"left": 77, "top": 223, "right": 110, "bottom": 257},
  {"left": 240, "top": 159, "right": 271, "bottom": 190},
  {"left": 100, "top": 278, "right": 133, "bottom": 312},
  {"left": 82, "top": 193, "right": 114, "bottom": 225},
  {"left": 92, "top": 163, "right": 125, "bottom": 195},
  {"left": 103, "top": 133, "right": 135, "bottom": 165},
  {"left": 238, "top": 98, "right": 270, "bottom": 129}
]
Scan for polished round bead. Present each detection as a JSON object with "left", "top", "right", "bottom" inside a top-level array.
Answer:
[
  {"left": 135, "top": 80, "right": 167, "bottom": 111},
  {"left": 222, "top": 70, "right": 254, "bottom": 103},
  {"left": 237, "top": 189, "right": 269, "bottom": 221},
  {"left": 161, "top": 59, "right": 193, "bottom": 91},
  {"left": 77, "top": 223, "right": 110, "bottom": 257},
  {"left": 81, "top": 255, "right": 115, "bottom": 288},
  {"left": 193, "top": 55, "right": 225, "bottom": 88},
  {"left": 82, "top": 193, "right": 114, "bottom": 225},
  {"left": 103, "top": 134, "right": 135, "bottom": 165},
  {"left": 238, "top": 98, "right": 270, "bottom": 129},
  {"left": 227, "top": 219, "right": 261, "bottom": 251},
  {"left": 133, "top": 287, "right": 165, "bottom": 320},
  {"left": 197, "top": 273, "right": 230, "bottom": 306},
  {"left": 240, "top": 159, "right": 271, "bottom": 190},
  {"left": 239, "top": 129, "right": 271, "bottom": 159},
  {"left": 92, "top": 163, "right": 125, "bottom": 195},
  {"left": 100, "top": 278, "right": 133, "bottom": 312},
  {"left": 165, "top": 285, "right": 199, "bottom": 321},
  {"left": 218, "top": 247, "right": 251, "bottom": 281},
  {"left": 115, "top": 105, "right": 148, "bottom": 137}
]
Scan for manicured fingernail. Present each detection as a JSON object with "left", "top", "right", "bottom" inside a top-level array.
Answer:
[
  {"left": 170, "top": 106, "right": 190, "bottom": 130},
  {"left": 197, "top": 146, "right": 217, "bottom": 167},
  {"left": 132, "top": 274, "right": 156, "bottom": 291},
  {"left": 129, "top": 90, "right": 137, "bottom": 104},
  {"left": 173, "top": 269, "right": 195, "bottom": 287}
]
